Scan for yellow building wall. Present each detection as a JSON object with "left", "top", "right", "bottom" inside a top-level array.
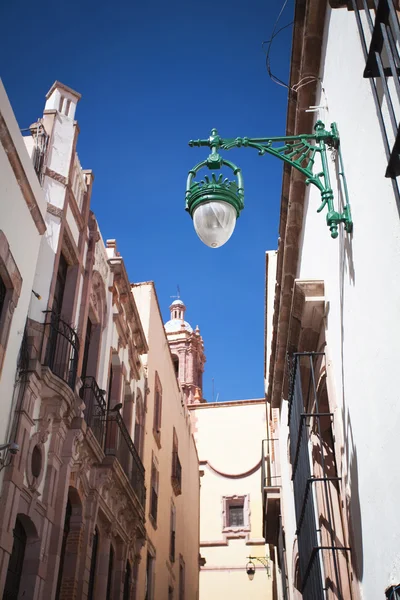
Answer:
[
  {"left": 191, "top": 400, "right": 273, "bottom": 600},
  {"left": 133, "top": 282, "right": 200, "bottom": 600}
]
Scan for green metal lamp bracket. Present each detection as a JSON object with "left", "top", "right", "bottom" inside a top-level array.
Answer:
[
  {"left": 246, "top": 555, "right": 271, "bottom": 577},
  {"left": 188, "top": 121, "right": 352, "bottom": 239}
]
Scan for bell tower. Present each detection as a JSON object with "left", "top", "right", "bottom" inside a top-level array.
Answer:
[{"left": 165, "top": 298, "right": 206, "bottom": 405}]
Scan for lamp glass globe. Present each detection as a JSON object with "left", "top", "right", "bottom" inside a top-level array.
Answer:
[{"left": 193, "top": 200, "right": 237, "bottom": 248}]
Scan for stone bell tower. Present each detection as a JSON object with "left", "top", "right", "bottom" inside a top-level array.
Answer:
[{"left": 164, "top": 297, "right": 206, "bottom": 405}]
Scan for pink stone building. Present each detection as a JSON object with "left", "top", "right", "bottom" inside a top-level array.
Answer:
[{"left": 0, "top": 81, "right": 200, "bottom": 600}]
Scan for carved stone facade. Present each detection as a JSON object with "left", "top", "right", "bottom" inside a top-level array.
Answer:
[
  {"left": 164, "top": 299, "right": 206, "bottom": 405},
  {"left": 0, "top": 82, "right": 147, "bottom": 600},
  {"left": 0, "top": 80, "right": 200, "bottom": 600}
]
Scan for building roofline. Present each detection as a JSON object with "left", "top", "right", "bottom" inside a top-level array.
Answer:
[
  {"left": 46, "top": 81, "right": 82, "bottom": 101},
  {"left": 132, "top": 280, "right": 182, "bottom": 395},
  {"left": 267, "top": 0, "right": 327, "bottom": 409},
  {"left": 188, "top": 398, "right": 265, "bottom": 410}
]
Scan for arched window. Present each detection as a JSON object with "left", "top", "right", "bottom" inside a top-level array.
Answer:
[
  {"left": 87, "top": 527, "right": 99, "bottom": 600},
  {"left": 55, "top": 497, "right": 72, "bottom": 599},
  {"left": 4, "top": 517, "right": 27, "bottom": 599}
]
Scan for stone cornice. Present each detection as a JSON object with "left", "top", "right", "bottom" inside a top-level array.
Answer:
[
  {"left": 267, "top": 0, "right": 327, "bottom": 409},
  {"left": 109, "top": 258, "right": 148, "bottom": 355},
  {"left": 188, "top": 398, "right": 264, "bottom": 410}
]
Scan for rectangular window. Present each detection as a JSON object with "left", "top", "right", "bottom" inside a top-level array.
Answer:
[
  {"left": 150, "top": 457, "right": 159, "bottom": 526},
  {"left": 134, "top": 391, "right": 145, "bottom": 460},
  {"left": 287, "top": 352, "right": 351, "bottom": 598},
  {"left": 0, "top": 274, "right": 6, "bottom": 320},
  {"left": 53, "top": 253, "right": 68, "bottom": 315},
  {"left": 81, "top": 317, "right": 92, "bottom": 380},
  {"left": 0, "top": 231, "right": 22, "bottom": 378},
  {"left": 145, "top": 552, "right": 155, "bottom": 600},
  {"left": 170, "top": 503, "right": 176, "bottom": 563},
  {"left": 351, "top": 0, "right": 400, "bottom": 183},
  {"left": 153, "top": 372, "right": 162, "bottom": 446},
  {"left": 171, "top": 428, "right": 182, "bottom": 496},
  {"left": 179, "top": 557, "right": 185, "bottom": 600},
  {"left": 222, "top": 495, "right": 250, "bottom": 534},
  {"left": 228, "top": 505, "right": 244, "bottom": 527}
]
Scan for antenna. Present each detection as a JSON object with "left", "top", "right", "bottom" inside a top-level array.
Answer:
[
  {"left": 170, "top": 285, "right": 181, "bottom": 300},
  {"left": 212, "top": 377, "right": 215, "bottom": 403}
]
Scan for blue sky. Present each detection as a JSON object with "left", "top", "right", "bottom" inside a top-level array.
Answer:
[{"left": 1, "top": 0, "right": 293, "bottom": 402}]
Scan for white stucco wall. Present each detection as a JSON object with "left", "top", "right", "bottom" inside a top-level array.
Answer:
[
  {"left": 0, "top": 79, "right": 46, "bottom": 445},
  {"left": 192, "top": 400, "right": 272, "bottom": 600},
  {"left": 265, "top": 250, "right": 277, "bottom": 389},
  {"left": 286, "top": 6, "right": 400, "bottom": 596}
]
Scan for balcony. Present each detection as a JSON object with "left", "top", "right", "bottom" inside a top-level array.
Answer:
[
  {"left": 171, "top": 451, "right": 182, "bottom": 496},
  {"left": 104, "top": 411, "right": 146, "bottom": 507},
  {"left": 43, "top": 311, "right": 80, "bottom": 390},
  {"left": 79, "top": 376, "right": 107, "bottom": 447},
  {"left": 261, "top": 439, "right": 281, "bottom": 546}
]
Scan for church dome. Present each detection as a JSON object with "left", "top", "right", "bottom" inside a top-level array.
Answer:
[
  {"left": 170, "top": 299, "right": 185, "bottom": 307},
  {"left": 165, "top": 296, "right": 193, "bottom": 333},
  {"left": 164, "top": 319, "right": 193, "bottom": 333}
]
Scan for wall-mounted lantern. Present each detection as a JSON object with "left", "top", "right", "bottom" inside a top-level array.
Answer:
[
  {"left": 186, "top": 122, "right": 352, "bottom": 248},
  {"left": 245, "top": 555, "right": 271, "bottom": 580}
]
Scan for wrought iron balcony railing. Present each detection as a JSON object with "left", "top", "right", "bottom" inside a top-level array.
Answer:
[
  {"left": 43, "top": 311, "right": 80, "bottom": 390},
  {"left": 288, "top": 352, "right": 351, "bottom": 600},
  {"left": 261, "top": 439, "right": 281, "bottom": 546},
  {"left": 79, "top": 377, "right": 107, "bottom": 447},
  {"left": 171, "top": 451, "right": 182, "bottom": 496},
  {"left": 104, "top": 411, "right": 146, "bottom": 508}
]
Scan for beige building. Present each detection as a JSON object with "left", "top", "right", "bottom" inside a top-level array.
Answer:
[
  {"left": 189, "top": 399, "right": 273, "bottom": 600},
  {"left": 133, "top": 283, "right": 200, "bottom": 600}
]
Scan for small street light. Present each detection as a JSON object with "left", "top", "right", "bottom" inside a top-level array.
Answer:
[
  {"left": 246, "top": 560, "right": 256, "bottom": 581},
  {"left": 186, "top": 122, "right": 352, "bottom": 248},
  {"left": 245, "top": 555, "right": 271, "bottom": 580}
]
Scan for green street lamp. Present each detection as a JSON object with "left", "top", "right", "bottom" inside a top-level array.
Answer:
[
  {"left": 185, "top": 121, "right": 352, "bottom": 248},
  {"left": 245, "top": 556, "right": 271, "bottom": 579}
]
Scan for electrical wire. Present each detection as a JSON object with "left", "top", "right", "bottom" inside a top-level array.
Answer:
[
  {"left": 262, "top": 0, "right": 293, "bottom": 89},
  {"left": 262, "top": 0, "right": 322, "bottom": 95}
]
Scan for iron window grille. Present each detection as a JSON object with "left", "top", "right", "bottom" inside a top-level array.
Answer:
[
  {"left": 277, "top": 516, "right": 289, "bottom": 600},
  {"left": 386, "top": 585, "right": 400, "bottom": 599},
  {"left": 150, "top": 462, "right": 159, "bottom": 523},
  {"left": 171, "top": 450, "right": 182, "bottom": 496},
  {"left": 228, "top": 505, "right": 244, "bottom": 527},
  {"left": 104, "top": 411, "right": 146, "bottom": 507},
  {"left": 79, "top": 376, "right": 107, "bottom": 447},
  {"left": 288, "top": 352, "right": 351, "bottom": 600},
  {"left": 17, "top": 327, "right": 30, "bottom": 374},
  {"left": 351, "top": 0, "right": 400, "bottom": 186},
  {"left": 43, "top": 311, "right": 79, "bottom": 390}
]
